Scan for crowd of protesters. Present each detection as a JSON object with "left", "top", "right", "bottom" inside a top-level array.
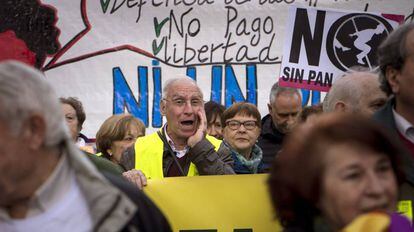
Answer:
[{"left": 0, "top": 20, "right": 414, "bottom": 231}]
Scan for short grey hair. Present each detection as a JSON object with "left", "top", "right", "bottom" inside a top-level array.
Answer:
[
  {"left": 0, "top": 61, "right": 69, "bottom": 147},
  {"left": 269, "top": 82, "right": 302, "bottom": 104},
  {"left": 323, "top": 72, "right": 379, "bottom": 113},
  {"left": 378, "top": 23, "right": 414, "bottom": 96},
  {"left": 162, "top": 75, "right": 203, "bottom": 99}
]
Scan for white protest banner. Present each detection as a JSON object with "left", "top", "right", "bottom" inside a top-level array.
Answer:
[
  {"left": 0, "top": 0, "right": 413, "bottom": 136},
  {"left": 279, "top": 6, "right": 404, "bottom": 92}
]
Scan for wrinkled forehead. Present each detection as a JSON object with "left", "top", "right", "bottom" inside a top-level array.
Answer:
[
  {"left": 322, "top": 142, "right": 390, "bottom": 169},
  {"left": 274, "top": 95, "right": 302, "bottom": 113},
  {"left": 167, "top": 80, "right": 203, "bottom": 99}
]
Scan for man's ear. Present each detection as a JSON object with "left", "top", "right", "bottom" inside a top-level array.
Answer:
[
  {"left": 386, "top": 66, "right": 400, "bottom": 94},
  {"left": 160, "top": 100, "right": 166, "bottom": 116},
  {"left": 334, "top": 101, "right": 347, "bottom": 112},
  {"left": 22, "top": 114, "right": 46, "bottom": 150}
]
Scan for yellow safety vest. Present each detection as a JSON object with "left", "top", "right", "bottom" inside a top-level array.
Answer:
[{"left": 134, "top": 131, "right": 222, "bottom": 179}]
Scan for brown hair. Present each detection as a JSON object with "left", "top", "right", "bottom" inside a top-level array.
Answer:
[
  {"left": 59, "top": 97, "right": 85, "bottom": 131},
  {"left": 268, "top": 113, "right": 406, "bottom": 230},
  {"left": 378, "top": 23, "right": 414, "bottom": 96},
  {"left": 299, "top": 104, "right": 323, "bottom": 123},
  {"left": 204, "top": 101, "right": 225, "bottom": 125},
  {"left": 222, "top": 102, "right": 261, "bottom": 129},
  {"left": 96, "top": 114, "right": 145, "bottom": 159}
]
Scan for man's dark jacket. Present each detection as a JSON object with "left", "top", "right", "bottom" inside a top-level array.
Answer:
[
  {"left": 373, "top": 98, "right": 414, "bottom": 212},
  {"left": 257, "top": 114, "right": 285, "bottom": 172}
]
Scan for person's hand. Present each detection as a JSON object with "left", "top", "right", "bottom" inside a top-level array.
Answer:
[
  {"left": 187, "top": 109, "right": 207, "bottom": 148},
  {"left": 122, "top": 169, "right": 147, "bottom": 190}
]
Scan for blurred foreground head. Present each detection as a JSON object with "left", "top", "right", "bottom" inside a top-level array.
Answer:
[
  {"left": 0, "top": 60, "right": 68, "bottom": 207},
  {"left": 268, "top": 113, "right": 405, "bottom": 231}
]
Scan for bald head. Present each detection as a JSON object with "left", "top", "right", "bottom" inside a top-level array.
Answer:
[
  {"left": 162, "top": 76, "right": 203, "bottom": 99},
  {"left": 323, "top": 72, "right": 387, "bottom": 116}
]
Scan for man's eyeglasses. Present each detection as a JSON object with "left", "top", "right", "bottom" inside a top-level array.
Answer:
[
  {"left": 163, "top": 98, "right": 203, "bottom": 107},
  {"left": 225, "top": 120, "right": 257, "bottom": 130}
]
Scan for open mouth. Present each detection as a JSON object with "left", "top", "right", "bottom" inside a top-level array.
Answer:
[{"left": 181, "top": 120, "right": 195, "bottom": 126}]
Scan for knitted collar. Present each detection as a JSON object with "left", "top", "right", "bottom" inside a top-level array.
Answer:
[{"left": 223, "top": 140, "right": 263, "bottom": 173}]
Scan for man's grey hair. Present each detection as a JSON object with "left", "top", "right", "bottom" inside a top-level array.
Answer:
[
  {"left": 323, "top": 72, "right": 378, "bottom": 113},
  {"left": 378, "top": 23, "right": 414, "bottom": 96},
  {"left": 269, "top": 82, "right": 302, "bottom": 104},
  {"left": 162, "top": 75, "right": 203, "bottom": 99},
  {"left": 0, "top": 61, "right": 69, "bottom": 147}
]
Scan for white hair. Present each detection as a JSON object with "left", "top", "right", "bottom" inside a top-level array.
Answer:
[
  {"left": 0, "top": 61, "right": 69, "bottom": 147},
  {"left": 162, "top": 75, "right": 203, "bottom": 99}
]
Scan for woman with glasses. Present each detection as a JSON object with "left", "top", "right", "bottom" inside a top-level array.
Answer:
[{"left": 221, "top": 102, "right": 264, "bottom": 174}]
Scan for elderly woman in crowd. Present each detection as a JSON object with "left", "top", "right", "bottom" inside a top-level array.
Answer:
[
  {"left": 268, "top": 113, "right": 412, "bottom": 231},
  {"left": 220, "top": 102, "right": 264, "bottom": 174},
  {"left": 95, "top": 114, "right": 148, "bottom": 188},
  {"left": 60, "top": 97, "right": 91, "bottom": 148},
  {"left": 205, "top": 101, "right": 226, "bottom": 140},
  {"left": 96, "top": 114, "right": 145, "bottom": 170},
  {"left": 60, "top": 97, "right": 125, "bottom": 175}
]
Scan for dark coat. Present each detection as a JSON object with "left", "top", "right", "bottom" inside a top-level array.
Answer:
[
  {"left": 257, "top": 114, "right": 285, "bottom": 172},
  {"left": 85, "top": 151, "right": 124, "bottom": 175},
  {"left": 373, "top": 98, "right": 414, "bottom": 214}
]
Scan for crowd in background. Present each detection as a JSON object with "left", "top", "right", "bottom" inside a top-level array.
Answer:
[{"left": 0, "top": 21, "right": 414, "bottom": 232}]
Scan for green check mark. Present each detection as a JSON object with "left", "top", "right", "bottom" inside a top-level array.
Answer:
[
  {"left": 100, "top": 0, "right": 110, "bottom": 13},
  {"left": 154, "top": 17, "right": 169, "bottom": 37},
  {"left": 152, "top": 37, "right": 166, "bottom": 55}
]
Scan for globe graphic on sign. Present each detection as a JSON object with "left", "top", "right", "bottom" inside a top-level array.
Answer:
[{"left": 326, "top": 14, "right": 393, "bottom": 72}]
